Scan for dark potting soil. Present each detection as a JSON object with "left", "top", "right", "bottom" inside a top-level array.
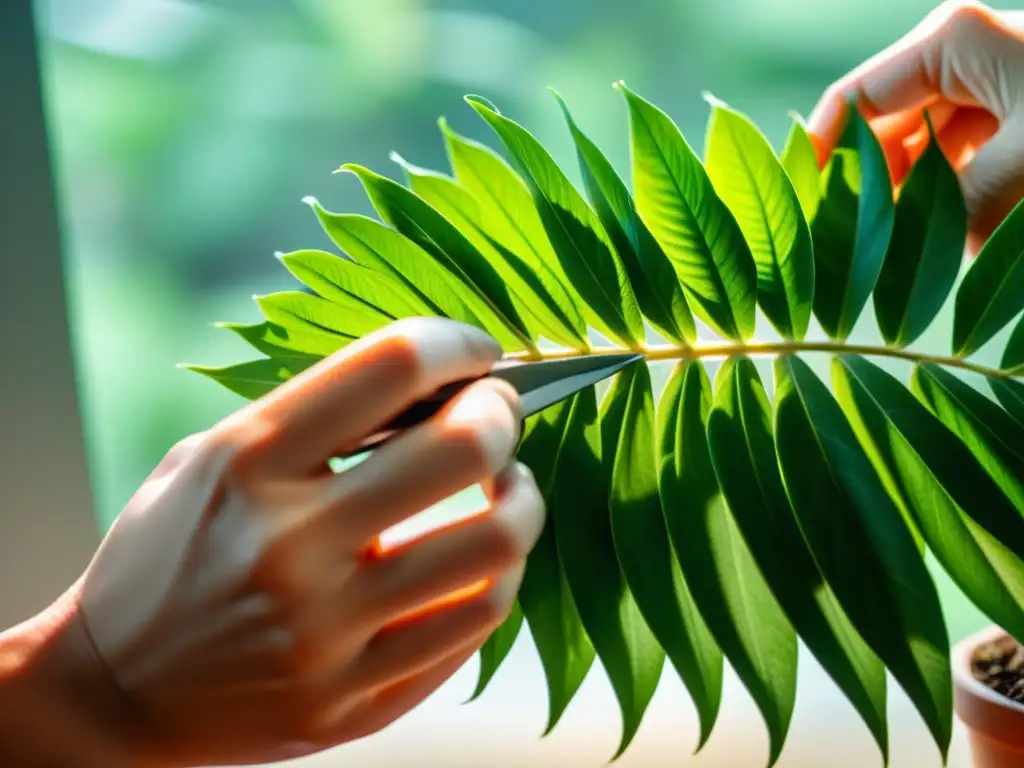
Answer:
[{"left": 972, "top": 634, "right": 1024, "bottom": 703}]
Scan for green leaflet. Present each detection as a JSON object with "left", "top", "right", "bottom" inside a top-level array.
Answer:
[
  {"left": 775, "top": 356, "right": 951, "bottom": 761},
  {"left": 514, "top": 402, "right": 595, "bottom": 735},
  {"left": 953, "top": 195, "right": 1024, "bottom": 357},
  {"left": 217, "top": 321, "right": 325, "bottom": 363},
  {"left": 703, "top": 95, "right": 815, "bottom": 341},
  {"left": 468, "top": 601, "right": 524, "bottom": 702},
  {"left": 438, "top": 119, "right": 588, "bottom": 347},
  {"left": 553, "top": 90, "right": 696, "bottom": 347},
  {"left": 707, "top": 357, "right": 887, "bottom": 761},
  {"left": 307, "top": 203, "right": 480, "bottom": 327},
  {"left": 605, "top": 362, "right": 719, "bottom": 753},
  {"left": 553, "top": 385, "right": 662, "bottom": 760},
  {"left": 659, "top": 361, "right": 794, "bottom": 767},
  {"left": 1003, "top": 317, "right": 1024, "bottom": 375},
  {"left": 390, "top": 155, "right": 587, "bottom": 350},
  {"left": 873, "top": 118, "right": 966, "bottom": 347},
  {"left": 991, "top": 378, "right": 1024, "bottom": 425},
  {"left": 811, "top": 104, "right": 895, "bottom": 341},
  {"left": 465, "top": 95, "right": 644, "bottom": 349},
  {"left": 277, "top": 248, "right": 432, "bottom": 319},
  {"left": 256, "top": 290, "right": 392, "bottom": 340},
  {"left": 341, "top": 164, "right": 534, "bottom": 352},
  {"left": 617, "top": 82, "right": 757, "bottom": 342},
  {"left": 780, "top": 116, "right": 821, "bottom": 222},
  {"left": 180, "top": 358, "right": 304, "bottom": 401}
]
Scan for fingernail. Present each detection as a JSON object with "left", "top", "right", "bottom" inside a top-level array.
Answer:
[{"left": 405, "top": 318, "right": 501, "bottom": 380}]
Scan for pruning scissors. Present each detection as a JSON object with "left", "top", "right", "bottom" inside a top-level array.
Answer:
[{"left": 348, "top": 353, "right": 645, "bottom": 457}]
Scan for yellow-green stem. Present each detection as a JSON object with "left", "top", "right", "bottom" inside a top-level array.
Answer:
[{"left": 512, "top": 339, "right": 1021, "bottom": 381}]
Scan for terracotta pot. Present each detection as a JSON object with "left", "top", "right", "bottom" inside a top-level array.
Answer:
[{"left": 953, "top": 625, "right": 1024, "bottom": 767}]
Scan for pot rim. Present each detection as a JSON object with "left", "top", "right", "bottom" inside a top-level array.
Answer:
[{"left": 953, "top": 624, "right": 1024, "bottom": 750}]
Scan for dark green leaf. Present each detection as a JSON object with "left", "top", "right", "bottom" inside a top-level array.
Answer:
[
  {"left": 465, "top": 95, "right": 645, "bottom": 348},
  {"left": 811, "top": 104, "right": 895, "bottom": 341},
  {"left": 617, "top": 82, "right": 757, "bottom": 341},
  {"left": 873, "top": 118, "right": 966, "bottom": 346},
  {"left": 390, "top": 155, "right": 587, "bottom": 349},
  {"left": 553, "top": 385, "right": 663, "bottom": 759},
  {"left": 775, "top": 355, "right": 951, "bottom": 760},
  {"left": 606, "top": 361, "right": 719, "bottom": 752},
  {"left": 340, "top": 163, "right": 534, "bottom": 351},
  {"left": 216, "top": 321, "right": 324, "bottom": 363},
  {"left": 277, "top": 248, "right": 432, "bottom": 319},
  {"left": 991, "top": 378, "right": 1024, "bottom": 425},
  {"left": 780, "top": 116, "right": 821, "bottom": 222},
  {"left": 515, "top": 401, "right": 595, "bottom": 735},
  {"left": 439, "top": 119, "right": 588, "bottom": 347},
  {"left": 953, "top": 195, "right": 1024, "bottom": 357},
  {"left": 468, "top": 601, "right": 524, "bottom": 702},
  {"left": 1001, "top": 315, "right": 1024, "bottom": 375},
  {"left": 707, "top": 357, "right": 887, "bottom": 760},
  {"left": 180, "top": 358, "right": 305, "bottom": 400},
  {"left": 307, "top": 202, "right": 480, "bottom": 328},
  {"left": 658, "top": 361, "right": 794, "bottom": 767},
  {"left": 703, "top": 95, "right": 815, "bottom": 341},
  {"left": 552, "top": 90, "right": 696, "bottom": 346},
  {"left": 256, "top": 290, "right": 388, "bottom": 341}
]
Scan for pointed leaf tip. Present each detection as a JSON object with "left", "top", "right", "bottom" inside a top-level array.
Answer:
[{"left": 700, "top": 90, "right": 726, "bottom": 109}]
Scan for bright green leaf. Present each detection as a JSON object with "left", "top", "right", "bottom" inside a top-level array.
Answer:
[
  {"left": 552, "top": 90, "right": 696, "bottom": 346},
  {"left": 780, "top": 115, "right": 821, "bottom": 222},
  {"left": 553, "top": 385, "right": 663, "bottom": 760},
  {"left": 390, "top": 155, "right": 587, "bottom": 349},
  {"left": 703, "top": 95, "right": 815, "bottom": 341},
  {"left": 617, "top": 82, "right": 757, "bottom": 341},
  {"left": 340, "top": 163, "right": 534, "bottom": 351},
  {"left": 277, "top": 248, "right": 432, "bottom": 319},
  {"left": 515, "top": 400, "right": 596, "bottom": 735},
  {"left": 465, "top": 95, "right": 644, "bottom": 348},
  {"left": 217, "top": 321, "right": 324, "bottom": 363},
  {"left": 707, "top": 357, "right": 887, "bottom": 761},
  {"left": 607, "top": 362, "right": 719, "bottom": 752},
  {"left": 256, "top": 290, "right": 388, "bottom": 341},
  {"left": 469, "top": 601, "right": 524, "bottom": 702},
  {"left": 873, "top": 118, "right": 966, "bottom": 347},
  {"left": 180, "top": 358, "right": 304, "bottom": 401},
  {"left": 775, "top": 355, "right": 951, "bottom": 761},
  {"left": 811, "top": 104, "right": 895, "bottom": 341},
  {"left": 658, "top": 361, "right": 794, "bottom": 767},
  {"left": 953, "top": 195, "right": 1024, "bottom": 357}
]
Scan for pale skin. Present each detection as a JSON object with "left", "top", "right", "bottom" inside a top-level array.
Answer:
[{"left": 1, "top": 2, "right": 1023, "bottom": 765}]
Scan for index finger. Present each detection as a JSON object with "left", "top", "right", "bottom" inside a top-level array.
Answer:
[{"left": 234, "top": 317, "right": 505, "bottom": 478}]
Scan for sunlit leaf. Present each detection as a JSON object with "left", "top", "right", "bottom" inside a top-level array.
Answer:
[
  {"left": 953, "top": 195, "right": 1024, "bottom": 357},
  {"left": 775, "top": 355, "right": 951, "bottom": 760},
  {"left": 617, "top": 82, "right": 757, "bottom": 341},
  {"left": 553, "top": 385, "right": 662, "bottom": 759},
  {"left": 659, "top": 361, "right": 795, "bottom": 766},
  {"left": 515, "top": 401, "right": 596, "bottom": 734},
  {"left": 217, "top": 321, "right": 324, "bottom": 363},
  {"left": 341, "top": 163, "right": 534, "bottom": 351},
  {"left": 466, "top": 96, "right": 644, "bottom": 348},
  {"left": 811, "top": 104, "right": 895, "bottom": 341},
  {"left": 180, "top": 358, "right": 305, "bottom": 401},
  {"left": 256, "top": 290, "right": 390, "bottom": 341},
  {"left": 607, "top": 362, "right": 717, "bottom": 752},
  {"left": 707, "top": 357, "right": 887, "bottom": 760},
  {"left": 780, "top": 116, "right": 821, "bottom": 222},
  {"left": 873, "top": 118, "right": 966, "bottom": 347},
  {"left": 553, "top": 90, "right": 696, "bottom": 346},
  {"left": 469, "top": 601, "right": 524, "bottom": 702},
  {"left": 703, "top": 95, "right": 815, "bottom": 341}
]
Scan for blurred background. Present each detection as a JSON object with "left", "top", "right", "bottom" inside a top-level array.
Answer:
[{"left": 34, "top": 0, "right": 1015, "bottom": 765}]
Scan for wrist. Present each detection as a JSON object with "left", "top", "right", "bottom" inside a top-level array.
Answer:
[{"left": 0, "top": 583, "right": 168, "bottom": 767}]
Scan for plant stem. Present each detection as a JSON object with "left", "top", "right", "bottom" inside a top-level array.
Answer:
[{"left": 512, "top": 339, "right": 1021, "bottom": 381}]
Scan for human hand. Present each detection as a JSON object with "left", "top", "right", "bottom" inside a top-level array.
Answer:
[
  {"left": 62, "top": 317, "right": 544, "bottom": 766},
  {"left": 807, "top": 0, "right": 1024, "bottom": 252}
]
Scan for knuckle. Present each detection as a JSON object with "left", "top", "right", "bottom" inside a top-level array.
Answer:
[
  {"left": 940, "top": 0, "right": 992, "bottom": 35},
  {"left": 371, "top": 333, "right": 424, "bottom": 385},
  {"left": 439, "top": 419, "right": 505, "bottom": 474}
]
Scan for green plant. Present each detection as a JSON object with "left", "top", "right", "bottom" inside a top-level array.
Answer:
[{"left": 182, "top": 81, "right": 1024, "bottom": 766}]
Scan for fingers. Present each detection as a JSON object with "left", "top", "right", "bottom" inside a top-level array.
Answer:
[
  {"left": 317, "top": 377, "right": 524, "bottom": 547},
  {"left": 807, "top": 1, "right": 1014, "bottom": 165},
  {"left": 958, "top": 114, "right": 1024, "bottom": 250},
  {"left": 342, "top": 463, "right": 542, "bottom": 630},
  {"left": 237, "top": 317, "right": 503, "bottom": 478}
]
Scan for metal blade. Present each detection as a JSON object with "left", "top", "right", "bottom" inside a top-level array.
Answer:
[{"left": 495, "top": 353, "right": 644, "bottom": 417}]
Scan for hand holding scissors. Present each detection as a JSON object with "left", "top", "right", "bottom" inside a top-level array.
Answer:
[{"left": 0, "top": 317, "right": 638, "bottom": 767}]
